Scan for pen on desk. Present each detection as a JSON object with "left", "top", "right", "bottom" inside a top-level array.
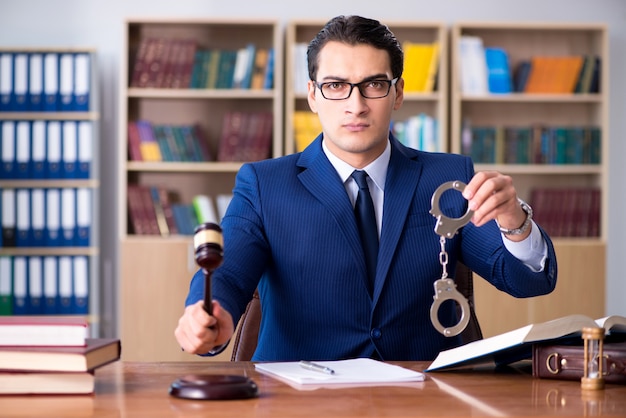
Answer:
[{"left": 299, "top": 360, "right": 335, "bottom": 375}]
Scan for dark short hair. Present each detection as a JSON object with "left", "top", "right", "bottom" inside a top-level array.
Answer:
[{"left": 307, "top": 15, "right": 404, "bottom": 81}]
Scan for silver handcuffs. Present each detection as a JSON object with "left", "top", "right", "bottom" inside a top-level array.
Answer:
[{"left": 429, "top": 181, "right": 473, "bottom": 337}]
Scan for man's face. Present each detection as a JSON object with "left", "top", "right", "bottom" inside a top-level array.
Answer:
[{"left": 307, "top": 41, "right": 404, "bottom": 168}]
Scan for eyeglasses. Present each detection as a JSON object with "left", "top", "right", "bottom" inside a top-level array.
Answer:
[{"left": 314, "top": 78, "right": 399, "bottom": 100}]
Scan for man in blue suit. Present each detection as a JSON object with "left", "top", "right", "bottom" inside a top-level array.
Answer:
[{"left": 175, "top": 15, "right": 557, "bottom": 361}]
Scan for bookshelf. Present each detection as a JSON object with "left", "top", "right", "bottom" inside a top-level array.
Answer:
[
  {"left": 0, "top": 48, "right": 100, "bottom": 335},
  {"left": 284, "top": 20, "right": 448, "bottom": 155},
  {"left": 118, "top": 19, "right": 283, "bottom": 361},
  {"left": 450, "top": 22, "right": 609, "bottom": 337}
]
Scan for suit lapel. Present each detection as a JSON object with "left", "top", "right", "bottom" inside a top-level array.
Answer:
[
  {"left": 373, "top": 141, "right": 423, "bottom": 301},
  {"left": 297, "top": 137, "right": 368, "bottom": 283}
]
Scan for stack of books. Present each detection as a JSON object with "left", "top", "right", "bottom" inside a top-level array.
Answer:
[{"left": 0, "top": 316, "right": 121, "bottom": 395}]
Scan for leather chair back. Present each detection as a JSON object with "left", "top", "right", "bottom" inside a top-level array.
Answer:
[{"left": 230, "top": 262, "right": 483, "bottom": 361}]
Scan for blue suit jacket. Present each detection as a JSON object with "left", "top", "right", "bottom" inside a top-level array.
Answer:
[{"left": 186, "top": 135, "right": 557, "bottom": 361}]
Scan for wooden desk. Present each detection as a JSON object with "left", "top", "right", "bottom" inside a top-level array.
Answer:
[{"left": 2, "top": 361, "right": 625, "bottom": 417}]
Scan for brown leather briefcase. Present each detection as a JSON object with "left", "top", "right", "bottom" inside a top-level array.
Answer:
[{"left": 532, "top": 341, "right": 626, "bottom": 384}]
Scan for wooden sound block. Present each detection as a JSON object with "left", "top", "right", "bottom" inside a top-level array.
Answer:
[{"left": 169, "top": 374, "right": 258, "bottom": 400}]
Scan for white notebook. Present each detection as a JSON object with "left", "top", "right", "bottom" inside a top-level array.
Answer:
[{"left": 255, "top": 358, "right": 425, "bottom": 387}]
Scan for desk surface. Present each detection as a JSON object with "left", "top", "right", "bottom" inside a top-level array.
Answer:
[{"left": 2, "top": 361, "right": 625, "bottom": 417}]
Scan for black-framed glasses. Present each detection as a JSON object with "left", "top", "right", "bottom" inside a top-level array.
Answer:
[{"left": 314, "top": 78, "right": 399, "bottom": 100}]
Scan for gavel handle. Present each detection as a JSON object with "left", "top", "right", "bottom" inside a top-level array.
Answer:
[{"left": 203, "top": 268, "right": 213, "bottom": 316}]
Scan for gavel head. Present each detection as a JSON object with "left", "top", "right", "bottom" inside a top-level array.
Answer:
[{"left": 193, "top": 223, "right": 224, "bottom": 272}]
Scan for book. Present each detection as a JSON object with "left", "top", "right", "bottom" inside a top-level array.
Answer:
[
  {"left": 426, "top": 314, "right": 626, "bottom": 372},
  {"left": 0, "top": 370, "right": 95, "bottom": 395},
  {"left": 255, "top": 358, "right": 424, "bottom": 388},
  {"left": 0, "top": 338, "right": 120, "bottom": 372},
  {"left": 532, "top": 340, "right": 626, "bottom": 384},
  {"left": 0, "top": 315, "right": 89, "bottom": 346}
]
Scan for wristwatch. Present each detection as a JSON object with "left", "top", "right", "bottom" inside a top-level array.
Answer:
[{"left": 497, "top": 198, "right": 533, "bottom": 235}]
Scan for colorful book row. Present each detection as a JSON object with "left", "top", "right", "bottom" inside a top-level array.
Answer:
[
  {"left": 459, "top": 36, "right": 600, "bottom": 95},
  {"left": 130, "top": 38, "right": 274, "bottom": 90},
  {"left": 391, "top": 113, "right": 440, "bottom": 152},
  {"left": 1, "top": 188, "right": 92, "bottom": 248},
  {"left": 217, "top": 111, "right": 273, "bottom": 162},
  {"left": 461, "top": 124, "right": 601, "bottom": 165},
  {"left": 0, "top": 255, "right": 89, "bottom": 316},
  {"left": 127, "top": 184, "right": 232, "bottom": 236},
  {"left": 531, "top": 187, "right": 601, "bottom": 237},
  {"left": 0, "top": 120, "right": 93, "bottom": 179},
  {"left": 127, "top": 120, "right": 212, "bottom": 162},
  {"left": 0, "top": 51, "right": 92, "bottom": 112}
]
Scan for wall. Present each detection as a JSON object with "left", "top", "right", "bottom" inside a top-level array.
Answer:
[{"left": 1, "top": 0, "right": 625, "bottom": 336}]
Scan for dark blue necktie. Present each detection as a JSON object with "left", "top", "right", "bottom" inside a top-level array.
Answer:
[{"left": 351, "top": 170, "right": 379, "bottom": 294}]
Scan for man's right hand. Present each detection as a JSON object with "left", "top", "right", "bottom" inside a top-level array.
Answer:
[{"left": 174, "top": 300, "right": 235, "bottom": 355}]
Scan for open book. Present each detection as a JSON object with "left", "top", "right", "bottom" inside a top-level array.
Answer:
[{"left": 426, "top": 314, "right": 626, "bottom": 372}]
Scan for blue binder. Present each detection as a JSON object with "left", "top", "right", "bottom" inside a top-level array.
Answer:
[
  {"left": 57, "top": 255, "right": 73, "bottom": 314},
  {"left": 27, "top": 256, "right": 44, "bottom": 314},
  {"left": 28, "top": 53, "right": 44, "bottom": 111},
  {"left": 72, "top": 256, "right": 89, "bottom": 314},
  {"left": 30, "top": 120, "right": 46, "bottom": 179},
  {"left": 0, "top": 52, "right": 13, "bottom": 111},
  {"left": 43, "top": 52, "right": 59, "bottom": 112},
  {"left": 58, "top": 53, "right": 74, "bottom": 111},
  {"left": 12, "top": 52, "right": 29, "bottom": 112},
  {"left": 45, "top": 188, "right": 61, "bottom": 247},
  {"left": 76, "top": 121, "right": 92, "bottom": 179},
  {"left": 15, "top": 120, "right": 31, "bottom": 179},
  {"left": 60, "top": 188, "right": 75, "bottom": 246},
  {"left": 73, "top": 53, "right": 90, "bottom": 111},
  {"left": 0, "top": 120, "right": 16, "bottom": 179},
  {"left": 15, "top": 188, "right": 31, "bottom": 247},
  {"left": 46, "top": 121, "right": 62, "bottom": 178},
  {"left": 62, "top": 120, "right": 78, "bottom": 178},
  {"left": 12, "top": 256, "right": 28, "bottom": 315},
  {"left": 75, "top": 188, "right": 90, "bottom": 247},
  {"left": 43, "top": 255, "right": 59, "bottom": 314},
  {"left": 30, "top": 188, "right": 46, "bottom": 247}
]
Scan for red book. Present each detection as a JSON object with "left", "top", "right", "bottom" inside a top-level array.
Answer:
[
  {"left": 0, "top": 316, "right": 88, "bottom": 347},
  {"left": 0, "top": 338, "right": 120, "bottom": 372}
]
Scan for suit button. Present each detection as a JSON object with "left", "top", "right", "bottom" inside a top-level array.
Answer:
[{"left": 370, "top": 328, "right": 382, "bottom": 339}]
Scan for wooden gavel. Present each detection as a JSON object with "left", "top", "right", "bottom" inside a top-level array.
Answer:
[{"left": 193, "top": 223, "right": 224, "bottom": 315}]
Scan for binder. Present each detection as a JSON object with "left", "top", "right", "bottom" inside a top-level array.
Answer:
[
  {"left": 12, "top": 52, "right": 29, "bottom": 112},
  {"left": 75, "top": 188, "right": 91, "bottom": 247},
  {"left": 43, "top": 52, "right": 59, "bottom": 111},
  {"left": 76, "top": 121, "right": 92, "bottom": 179},
  {"left": 57, "top": 255, "right": 73, "bottom": 314},
  {"left": 59, "top": 53, "right": 74, "bottom": 111},
  {"left": 15, "top": 120, "right": 31, "bottom": 179},
  {"left": 28, "top": 256, "right": 44, "bottom": 315},
  {"left": 1, "top": 120, "right": 16, "bottom": 179},
  {"left": 73, "top": 255, "right": 89, "bottom": 314},
  {"left": 0, "top": 256, "right": 12, "bottom": 315},
  {"left": 73, "top": 53, "right": 90, "bottom": 111},
  {"left": 46, "top": 120, "right": 62, "bottom": 178},
  {"left": 30, "top": 120, "right": 46, "bottom": 178},
  {"left": 45, "top": 188, "right": 61, "bottom": 246},
  {"left": 62, "top": 120, "right": 78, "bottom": 178},
  {"left": 30, "top": 188, "right": 45, "bottom": 247},
  {"left": 1, "top": 189, "right": 16, "bottom": 247},
  {"left": 60, "top": 188, "right": 76, "bottom": 246},
  {"left": 0, "top": 52, "right": 13, "bottom": 111},
  {"left": 12, "top": 256, "right": 28, "bottom": 315},
  {"left": 43, "top": 255, "right": 58, "bottom": 314},
  {"left": 15, "top": 188, "right": 30, "bottom": 247},
  {"left": 28, "top": 52, "right": 44, "bottom": 111}
]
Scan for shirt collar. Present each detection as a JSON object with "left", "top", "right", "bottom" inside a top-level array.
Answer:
[{"left": 322, "top": 138, "right": 390, "bottom": 191}]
